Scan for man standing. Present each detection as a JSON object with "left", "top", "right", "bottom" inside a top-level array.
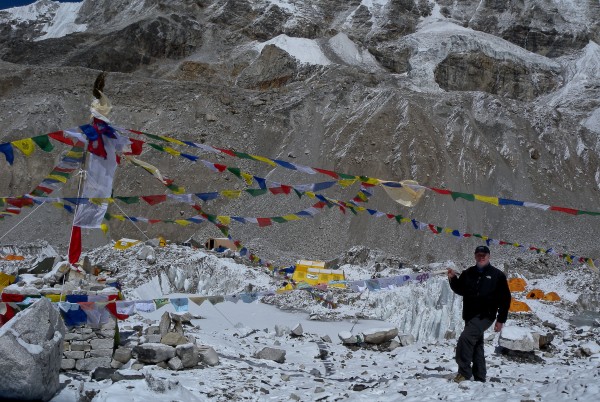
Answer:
[{"left": 447, "top": 246, "right": 511, "bottom": 383}]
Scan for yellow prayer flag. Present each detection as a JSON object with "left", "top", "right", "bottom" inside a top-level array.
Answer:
[
  {"left": 474, "top": 194, "right": 499, "bottom": 206},
  {"left": 113, "top": 215, "right": 126, "bottom": 221},
  {"left": 217, "top": 216, "right": 231, "bottom": 226},
  {"left": 221, "top": 190, "right": 242, "bottom": 199},
  {"left": 355, "top": 206, "right": 366, "bottom": 212},
  {"left": 250, "top": 154, "right": 277, "bottom": 166},
  {"left": 175, "top": 219, "right": 191, "bottom": 226},
  {"left": 52, "top": 202, "right": 64, "bottom": 210},
  {"left": 159, "top": 136, "right": 186, "bottom": 146},
  {"left": 90, "top": 198, "right": 111, "bottom": 205},
  {"left": 338, "top": 178, "right": 357, "bottom": 188},
  {"left": 100, "top": 223, "right": 109, "bottom": 235},
  {"left": 282, "top": 214, "right": 301, "bottom": 221},
  {"left": 305, "top": 191, "right": 316, "bottom": 199},
  {"left": 241, "top": 172, "right": 254, "bottom": 185},
  {"left": 362, "top": 177, "right": 381, "bottom": 185},
  {"left": 444, "top": 228, "right": 454, "bottom": 233},
  {"left": 47, "top": 174, "right": 68, "bottom": 183},
  {"left": 400, "top": 218, "right": 411, "bottom": 223},
  {"left": 164, "top": 147, "right": 181, "bottom": 157},
  {"left": 11, "top": 138, "right": 35, "bottom": 156},
  {"left": 171, "top": 186, "right": 186, "bottom": 194}
]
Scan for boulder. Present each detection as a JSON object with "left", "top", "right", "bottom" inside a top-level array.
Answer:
[
  {"left": 0, "top": 297, "right": 65, "bottom": 401},
  {"left": 133, "top": 343, "right": 176, "bottom": 364},
  {"left": 176, "top": 343, "right": 198, "bottom": 368},
  {"left": 113, "top": 347, "right": 132, "bottom": 364},
  {"left": 167, "top": 356, "right": 183, "bottom": 371},
  {"left": 158, "top": 311, "right": 171, "bottom": 336},
  {"left": 255, "top": 347, "right": 286, "bottom": 363},
  {"left": 499, "top": 327, "right": 540, "bottom": 352},
  {"left": 363, "top": 327, "right": 399, "bottom": 344},
  {"left": 290, "top": 323, "right": 303, "bottom": 337},
  {"left": 197, "top": 345, "right": 219, "bottom": 366},
  {"left": 580, "top": 341, "right": 600, "bottom": 357},
  {"left": 161, "top": 332, "right": 188, "bottom": 346}
]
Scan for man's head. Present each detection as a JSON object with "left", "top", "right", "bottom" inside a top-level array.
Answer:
[{"left": 474, "top": 245, "right": 490, "bottom": 268}]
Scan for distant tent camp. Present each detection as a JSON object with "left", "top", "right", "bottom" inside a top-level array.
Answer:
[
  {"left": 508, "top": 278, "right": 527, "bottom": 292},
  {"left": 526, "top": 289, "right": 545, "bottom": 299},
  {"left": 113, "top": 238, "right": 141, "bottom": 250},
  {"left": 543, "top": 292, "right": 561, "bottom": 302},
  {"left": 509, "top": 298, "right": 532, "bottom": 313}
]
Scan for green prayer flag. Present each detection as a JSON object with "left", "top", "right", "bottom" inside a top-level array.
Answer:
[
  {"left": 227, "top": 167, "right": 242, "bottom": 179},
  {"left": 32, "top": 135, "right": 54, "bottom": 152},
  {"left": 293, "top": 189, "right": 303, "bottom": 199},
  {"left": 234, "top": 151, "right": 253, "bottom": 160},
  {"left": 395, "top": 215, "right": 403, "bottom": 224},
  {"left": 116, "top": 196, "right": 140, "bottom": 204},
  {"left": 271, "top": 217, "right": 287, "bottom": 223},
  {"left": 338, "top": 173, "right": 356, "bottom": 180},
  {"left": 145, "top": 133, "right": 165, "bottom": 142},
  {"left": 246, "top": 188, "right": 267, "bottom": 197},
  {"left": 577, "top": 210, "right": 600, "bottom": 216},
  {"left": 148, "top": 143, "right": 165, "bottom": 151},
  {"left": 450, "top": 192, "right": 475, "bottom": 202}
]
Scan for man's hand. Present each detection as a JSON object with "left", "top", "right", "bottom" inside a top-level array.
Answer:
[
  {"left": 447, "top": 268, "right": 457, "bottom": 279},
  {"left": 494, "top": 321, "right": 504, "bottom": 332}
]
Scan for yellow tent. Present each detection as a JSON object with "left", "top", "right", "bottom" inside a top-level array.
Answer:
[
  {"left": 526, "top": 289, "right": 545, "bottom": 299},
  {"left": 508, "top": 278, "right": 527, "bottom": 292},
  {"left": 114, "top": 238, "right": 141, "bottom": 250},
  {"left": 543, "top": 292, "right": 561, "bottom": 302},
  {"left": 283, "top": 260, "right": 346, "bottom": 290},
  {"left": 509, "top": 298, "right": 532, "bottom": 312}
]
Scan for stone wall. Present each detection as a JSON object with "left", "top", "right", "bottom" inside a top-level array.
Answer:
[{"left": 61, "top": 316, "right": 117, "bottom": 372}]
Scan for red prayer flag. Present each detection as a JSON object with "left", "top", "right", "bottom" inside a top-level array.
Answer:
[
  {"left": 430, "top": 187, "right": 452, "bottom": 195},
  {"left": 142, "top": 195, "right": 167, "bottom": 205},
  {"left": 105, "top": 302, "right": 129, "bottom": 320},
  {"left": 68, "top": 226, "right": 82, "bottom": 265},
  {"left": 215, "top": 148, "right": 236, "bottom": 157},
  {"left": 257, "top": 218, "right": 272, "bottom": 227},
  {"left": 48, "top": 131, "right": 75, "bottom": 146},
  {"left": 213, "top": 163, "right": 228, "bottom": 172},
  {"left": 549, "top": 206, "right": 579, "bottom": 215},
  {"left": 313, "top": 168, "right": 339, "bottom": 179},
  {"left": 124, "top": 138, "right": 144, "bottom": 155}
]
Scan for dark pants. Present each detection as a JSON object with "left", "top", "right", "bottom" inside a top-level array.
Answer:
[{"left": 456, "top": 316, "right": 493, "bottom": 381}]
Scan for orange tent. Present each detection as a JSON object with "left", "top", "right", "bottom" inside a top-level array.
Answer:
[
  {"left": 526, "top": 289, "right": 545, "bottom": 299},
  {"left": 3, "top": 254, "right": 24, "bottom": 261},
  {"left": 508, "top": 278, "right": 527, "bottom": 292},
  {"left": 509, "top": 298, "right": 532, "bottom": 312},
  {"left": 543, "top": 292, "right": 561, "bottom": 302}
]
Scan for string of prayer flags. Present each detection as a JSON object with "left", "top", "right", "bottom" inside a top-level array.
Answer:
[{"left": 121, "top": 127, "right": 600, "bottom": 217}]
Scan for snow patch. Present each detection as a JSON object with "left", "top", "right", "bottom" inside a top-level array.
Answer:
[{"left": 255, "top": 34, "right": 331, "bottom": 65}]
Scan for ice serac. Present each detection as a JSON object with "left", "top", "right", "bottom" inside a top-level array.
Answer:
[
  {"left": 0, "top": 297, "right": 65, "bottom": 401},
  {"left": 370, "top": 277, "right": 463, "bottom": 342}
]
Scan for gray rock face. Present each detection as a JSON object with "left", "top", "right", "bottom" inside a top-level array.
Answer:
[
  {"left": 113, "top": 347, "right": 132, "bottom": 364},
  {"left": 434, "top": 51, "right": 560, "bottom": 101},
  {"left": 0, "top": 297, "right": 65, "bottom": 401},
  {"left": 398, "top": 334, "right": 415, "bottom": 347},
  {"left": 237, "top": 44, "right": 299, "bottom": 90},
  {"left": 255, "top": 346, "right": 286, "bottom": 363},
  {"left": 133, "top": 343, "right": 176, "bottom": 364}
]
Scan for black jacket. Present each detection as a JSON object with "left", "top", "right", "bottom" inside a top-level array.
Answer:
[{"left": 449, "top": 263, "right": 511, "bottom": 323}]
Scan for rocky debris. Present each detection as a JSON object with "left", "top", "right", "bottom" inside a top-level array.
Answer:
[
  {"left": 176, "top": 343, "right": 199, "bottom": 368},
  {"left": 136, "top": 246, "right": 156, "bottom": 264},
  {"left": 579, "top": 341, "right": 600, "bottom": 357},
  {"left": 398, "top": 334, "right": 416, "bottom": 347},
  {"left": 363, "top": 327, "right": 399, "bottom": 344},
  {"left": 255, "top": 346, "right": 286, "bottom": 363},
  {"left": 0, "top": 297, "right": 65, "bottom": 401},
  {"left": 198, "top": 345, "right": 219, "bottom": 366}
]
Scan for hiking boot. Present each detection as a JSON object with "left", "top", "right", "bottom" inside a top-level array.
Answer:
[{"left": 453, "top": 373, "right": 468, "bottom": 383}]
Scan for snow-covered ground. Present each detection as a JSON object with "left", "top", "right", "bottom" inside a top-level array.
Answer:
[{"left": 4, "top": 241, "right": 597, "bottom": 401}]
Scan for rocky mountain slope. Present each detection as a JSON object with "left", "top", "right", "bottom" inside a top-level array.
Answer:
[{"left": 0, "top": 0, "right": 598, "bottom": 268}]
